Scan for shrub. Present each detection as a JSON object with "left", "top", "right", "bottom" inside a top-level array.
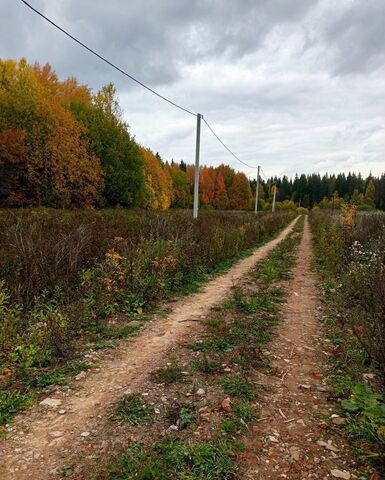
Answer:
[
  {"left": 0, "top": 209, "right": 295, "bottom": 380},
  {"left": 310, "top": 211, "right": 385, "bottom": 378},
  {"left": 297, "top": 207, "right": 309, "bottom": 215}
]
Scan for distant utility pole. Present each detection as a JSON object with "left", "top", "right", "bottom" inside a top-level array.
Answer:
[
  {"left": 272, "top": 184, "right": 277, "bottom": 213},
  {"left": 193, "top": 113, "right": 202, "bottom": 219},
  {"left": 254, "top": 165, "right": 260, "bottom": 214}
]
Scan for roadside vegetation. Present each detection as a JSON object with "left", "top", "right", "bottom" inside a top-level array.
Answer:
[
  {"left": 0, "top": 209, "right": 295, "bottom": 425},
  {"left": 310, "top": 208, "right": 385, "bottom": 472},
  {"left": 66, "top": 217, "right": 304, "bottom": 479}
]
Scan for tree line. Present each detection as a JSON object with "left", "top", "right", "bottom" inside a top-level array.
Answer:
[{"left": 0, "top": 59, "right": 384, "bottom": 211}]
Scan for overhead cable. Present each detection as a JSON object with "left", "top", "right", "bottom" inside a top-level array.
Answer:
[
  {"left": 202, "top": 117, "right": 259, "bottom": 170},
  {"left": 20, "top": 0, "right": 197, "bottom": 117}
]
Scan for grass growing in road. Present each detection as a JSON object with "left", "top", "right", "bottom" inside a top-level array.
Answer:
[
  {"left": 108, "top": 439, "right": 236, "bottom": 480},
  {"left": 110, "top": 394, "right": 153, "bottom": 425},
  {"left": 151, "top": 364, "right": 183, "bottom": 384},
  {"left": 221, "top": 377, "right": 256, "bottom": 399},
  {"left": 100, "top": 219, "right": 303, "bottom": 480}
]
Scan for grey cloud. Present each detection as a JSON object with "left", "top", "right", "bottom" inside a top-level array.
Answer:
[
  {"left": 0, "top": 0, "right": 384, "bottom": 179},
  {"left": 322, "top": 0, "right": 385, "bottom": 75}
]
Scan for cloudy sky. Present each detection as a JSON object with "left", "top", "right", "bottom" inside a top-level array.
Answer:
[{"left": 1, "top": 0, "right": 384, "bottom": 179}]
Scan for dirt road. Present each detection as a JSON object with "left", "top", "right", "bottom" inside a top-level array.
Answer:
[
  {"left": 242, "top": 217, "right": 364, "bottom": 479},
  {"left": 0, "top": 218, "right": 299, "bottom": 479}
]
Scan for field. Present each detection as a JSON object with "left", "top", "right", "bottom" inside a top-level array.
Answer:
[
  {"left": 0, "top": 209, "right": 294, "bottom": 420},
  {"left": 0, "top": 209, "right": 384, "bottom": 480}
]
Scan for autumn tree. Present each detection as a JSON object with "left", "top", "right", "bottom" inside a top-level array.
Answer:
[
  {"left": 167, "top": 163, "right": 192, "bottom": 208},
  {"left": 0, "top": 58, "right": 102, "bottom": 207},
  {"left": 212, "top": 172, "right": 228, "bottom": 210},
  {"left": 69, "top": 83, "right": 145, "bottom": 207},
  {"left": 141, "top": 147, "right": 172, "bottom": 209},
  {"left": 200, "top": 167, "right": 215, "bottom": 206},
  {"left": 228, "top": 171, "right": 253, "bottom": 210}
]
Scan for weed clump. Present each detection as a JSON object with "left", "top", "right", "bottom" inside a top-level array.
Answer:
[
  {"left": 151, "top": 365, "right": 183, "bottom": 384},
  {"left": 108, "top": 439, "right": 235, "bottom": 480},
  {"left": 0, "top": 390, "right": 33, "bottom": 425},
  {"left": 221, "top": 377, "right": 256, "bottom": 399},
  {"left": 192, "top": 355, "right": 222, "bottom": 374},
  {"left": 110, "top": 394, "right": 152, "bottom": 425}
]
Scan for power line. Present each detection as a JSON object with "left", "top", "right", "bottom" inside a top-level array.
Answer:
[
  {"left": 260, "top": 167, "right": 269, "bottom": 182},
  {"left": 202, "top": 117, "right": 259, "bottom": 170},
  {"left": 20, "top": 0, "right": 197, "bottom": 117},
  {"left": 20, "top": 1, "right": 265, "bottom": 183}
]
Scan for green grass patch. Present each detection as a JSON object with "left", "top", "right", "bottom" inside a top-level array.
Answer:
[
  {"left": 233, "top": 401, "right": 257, "bottom": 422},
  {"left": 0, "top": 390, "right": 34, "bottom": 425},
  {"left": 108, "top": 439, "right": 235, "bottom": 480},
  {"left": 221, "top": 377, "right": 255, "bottom": 399},
  {"left": 191, "top": 338, "right": 233, "bottom": 352},
  {"left": 192, "top": 355, "right": 222, "bottom": 374},
  {"left": 110, "top": 394, "right": 152, "bottom": 425},
  {"left": 166, "top": 402, "right": 197, "bottom": 430},
  {"left": 151, "top": 364, "right": 183, "bottom": 384},
  {"left": 221, "top": 417, "right": 246, "bottom": 434}
]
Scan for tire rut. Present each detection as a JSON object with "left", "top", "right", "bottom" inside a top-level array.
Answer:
[
  {"left": 0, "top": 218, "right": 299, "bottom": 480},
  {"left": 242, "top": 217, "right": 370, "bottom": 479}
]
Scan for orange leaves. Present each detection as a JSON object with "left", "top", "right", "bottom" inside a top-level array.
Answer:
[
  {"left": 0, "top": 129, "right": 27, "bottom": 165},
  {"left": 141, "top": 147, "right": 172, "bottom": 210},
  {"left": 0, "top": 58, "right": 102, "bottom": 207}
]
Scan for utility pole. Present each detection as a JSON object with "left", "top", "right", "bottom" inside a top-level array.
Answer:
[
  {"left": 254, "top": 165, "right": 260, "bottom": 214},
  {"left": 193, "top": 113, "right": 202, "bottom": 219},
  {"left": 272, "top": 184, "right": 277, "bottom": 213}
]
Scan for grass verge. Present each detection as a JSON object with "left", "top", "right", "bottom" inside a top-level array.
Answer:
[
  {"left": 82, "top": 217, "right": 304, "bottom": 479},
  {"left": 310, "top": 217, "right": 385, "bottom": 474}
]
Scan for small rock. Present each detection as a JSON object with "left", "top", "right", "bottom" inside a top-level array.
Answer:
[
  {"left": 268, "top": 436, "right": 279, "bottom": 443},
  {"left": 165, "top": 425, "right": 178, "bottom": 434},
  {"left": 316, "top": 386, "right": 328, "bottom": 392},
  {"left": 363, "top": 373, "right": 375, "bottom": 383},
  {"left": 332, "top": 417, "right": 346, "bottom": 425},
  {"left": 58, "top": 410, "right": 66, "bottom": 415},
  {"left": 289, "top": 446, "right": 300, "bottom": 461},
  {"left": 198, "top": 406, "right": 211, "bottom": 415},
  {"left": 299, "top": 384, "right": 311, "bottom": 390},
  {"left": 221, "top": 397, "right": 232, "bottom": 412},
  {"left": 317, "top": 440, "right": 339, "bottom": 452},
  {"left": 331, "top": 469, "right": 351, "bottom": 479},
  {"left": 196, "top": 388, "right": 205, "bottom": 396},
  {"left": 49, "top": 431, "right": 63, "bottom": 438},
  {"left": 80, "top": 431, "right": 90, "bottom": 437},
  {"left": 223, "top": 367, "right": 232, "bottom": 372},
  {"left": 75, "top": 371, "right": 87, "bottom": 381},
  {"left": 40, "top": 398, "right": 62, "bottom": 408}
]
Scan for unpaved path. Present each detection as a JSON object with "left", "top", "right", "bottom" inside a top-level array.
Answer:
[
  {"left": 243, "top": 217, "right": 367, "bottom": 479},
  {"left": 0, "top": 218, "right": 299, "bottom": 480}
]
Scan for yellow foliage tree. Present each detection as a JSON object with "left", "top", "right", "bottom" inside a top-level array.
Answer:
[{"left": 140, "top": 147, "right": 172, "bottom": 210}]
